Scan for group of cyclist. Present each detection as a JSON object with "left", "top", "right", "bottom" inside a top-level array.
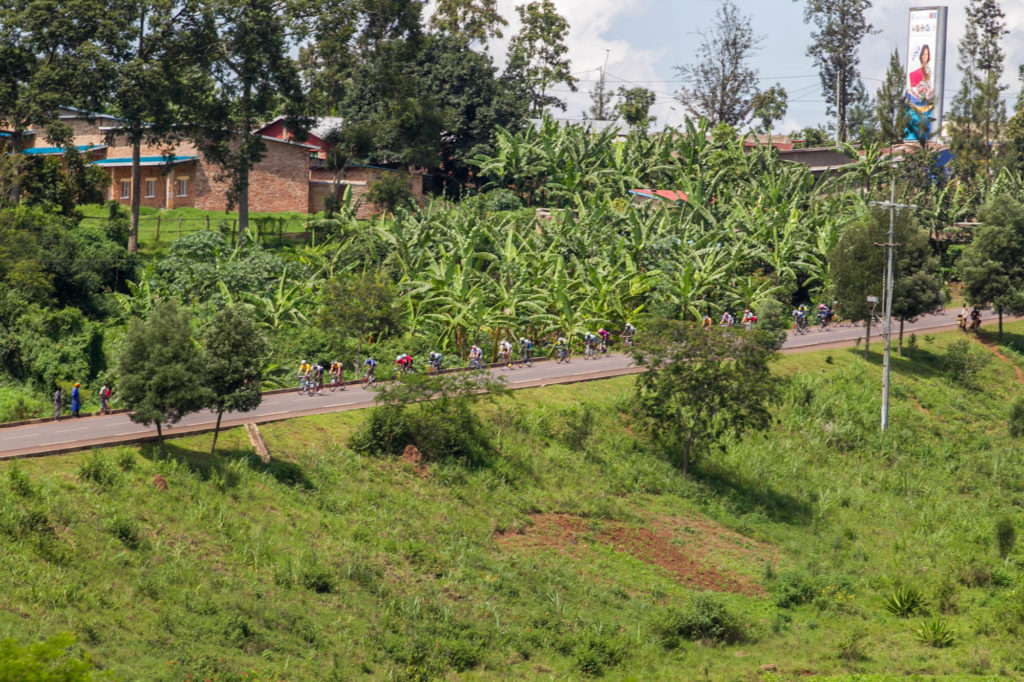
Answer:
[
  {"left": 299, "top": 323, "right": 638, "bottom": 390},
  {"left": 791, "top": 302, "right": 837, "bottom": 333}
]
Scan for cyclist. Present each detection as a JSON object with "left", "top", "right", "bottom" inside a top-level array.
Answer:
[
  {"left": 702, "top": 314, "right": 713, "bottom": 330},
  {"left": 362, "top": 357, "right": 377, "bottom": 384},
  {"left": 970, "top": 308, "right": 982, "bottom": 333},
  {"left": 296, "top": 359, "right": 311, "bottom": 393},
  {"left": 329, "top": 360, "right": 344, "bottom": 390},
  {"left": 554, "top": 336, "right": 569, "bottom": 363},
  {"left": 583, "top": 332, "right": 598, "bottom": 358},
  {"left": 469, "top": 344, "right": 483, "bottom": 370},
  {"left": 720, "top": 311, "right": 734, "bottom": 327},
  {"left": 818, "top": 303, "right": 831, "bottom": 328},
  {"left": 395, "top": 353, "right": 413, "bottom": 375},
  {"left": 597, "top": 328, "right": 610, "bottom": 354},
  {"left": 311, "top": 362, "right": 325, "bottom": 395},
  {"left": 622, "top": 322, "right": 636, "bottom": 347},
  {"left": 518, "top": 337, "right": 533, "bottom": 367},
  {"left": 791, "top": 308, "right": 807, "bottom": 333},
  {"left": 499, "top": 338, "right": 513, "bottom": 368},
  {"left": 741, "top": 309, "right": 756, "bottom": 330},
  {"left": 429, "top": 351, "right": 443, "bottom": 374}
]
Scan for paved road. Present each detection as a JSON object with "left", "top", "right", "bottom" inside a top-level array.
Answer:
[{"left": 0, "top": 307, "right": 1006, "bottom": 459}]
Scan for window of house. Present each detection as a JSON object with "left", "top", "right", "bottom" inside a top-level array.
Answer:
[
  {"left": 176, "top": 178, "right": 188, "bottom": 197},
  {"left": 119, "top": 180, "right": 130, "bottom": 199},
  {"left": 144, "top": 179, "right": 156, "bottom": 198}
]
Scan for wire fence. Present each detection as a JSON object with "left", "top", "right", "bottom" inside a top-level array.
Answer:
[{"left": 78, "top": 214, "right": 314, "bottom": 248}]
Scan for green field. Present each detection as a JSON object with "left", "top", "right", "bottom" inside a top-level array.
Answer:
[
  {"left": 2, "top": 326, "right": 1024, "bottom": 680},
  {"left": 75, "top": 204, "right": 313, "bottom": 250}
]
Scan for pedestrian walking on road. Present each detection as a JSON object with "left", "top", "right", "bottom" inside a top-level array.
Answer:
[
  {"left": 100, "top": 382, "right": 112, "bottom": 414},
  {"left": 53, "top": 386, "right": 62, "bottom": 420},
  {"left": 70, "top": 383, "right": 81, "bottom": 417}
]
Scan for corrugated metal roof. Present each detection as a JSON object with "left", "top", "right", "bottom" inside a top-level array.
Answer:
[
  {"left": 92, "top": 156, "right": 198, "bottom": 167},
  {"left": 628, "top": 189, "right": 688, "bottom": 202},
  {"left": 22, "top": 144, "right": 106, "bottom": 155},
  {"left": 310, "top": 117, "right": 344, "bottom": 139}
]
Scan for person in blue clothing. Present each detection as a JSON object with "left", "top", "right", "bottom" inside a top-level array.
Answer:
[{"left": 70, "top": 382, "right": 81, "bottom": 418}]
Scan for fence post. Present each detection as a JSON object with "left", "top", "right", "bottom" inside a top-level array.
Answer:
[
  {"left": 178, "top": 218, "right": 182, "bottom": 239},
  {"left": 155, "top": 217, "right": 160, "bottom": 243},
  {"left": 279, "top": 219, "right": 283, "bottom": 247},
  {"left": 206, "top": 215, "right": 210, "bottom": 231},
  {"left": 232, "top": 220, "right": 237, "bottom": 247}
]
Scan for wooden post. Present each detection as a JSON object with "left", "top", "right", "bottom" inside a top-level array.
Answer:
[
  {"left": 206, "top": 215, "right": 210, "bottom": 231},
  {"left": 232, "top": 220, "right": 237, "bottom": 247},
  {"left": 155, "top": 217, "right": 160, "bottom": 243},
  {"left": 177, "top": 218, "right": 182, "bottom": 238}
]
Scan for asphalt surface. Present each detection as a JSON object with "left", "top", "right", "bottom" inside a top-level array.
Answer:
[{"left": 0, "top": 306, "right": 1005, "bottom": 459}]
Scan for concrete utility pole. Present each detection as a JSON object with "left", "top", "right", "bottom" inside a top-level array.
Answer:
[{"left": 870, "top": 141, "right": 916, "bottom": 432}]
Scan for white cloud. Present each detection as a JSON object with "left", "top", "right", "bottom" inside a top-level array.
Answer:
[{"left": 488, "top": 0, "right": 668, "bottom": 120}]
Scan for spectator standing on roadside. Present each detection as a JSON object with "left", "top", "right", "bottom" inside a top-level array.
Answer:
[
  {"left": 54, "top": 386, "right": 62, "bottom": 420},
  {"left": 100, "top": 382, "right": 112, "bottom": 414},
  {"left": 70, "top": 383, "right": 81, "bottom": 417}
]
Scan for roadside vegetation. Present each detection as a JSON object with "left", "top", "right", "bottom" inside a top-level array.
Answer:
[{"left": 1, "top": 328, "right": 1023, "bottom": 679}]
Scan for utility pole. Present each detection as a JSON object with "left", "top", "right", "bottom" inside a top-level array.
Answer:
[{"left": 870, "top": 132, "right": 916, "bottom": 432}]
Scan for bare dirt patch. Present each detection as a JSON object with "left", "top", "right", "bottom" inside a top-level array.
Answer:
[
  {"left": 495, "top": 512, "right": 773, "bottom": 597},
  {"left": 400, "top": 445, "right": 429, "bottom": 478},
  {"left": 976, "top": 338, "right": 1024, "bottom": 384}
]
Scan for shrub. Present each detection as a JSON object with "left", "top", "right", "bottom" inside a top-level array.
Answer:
[
  {"left": 556, "top": 403, "right": 594, "bottom": 450},
  {"left": 301, "top": 565, "right": 336, "bottom": 594},
  {"left": 773, "top": 570, "right": 817, "bottom": 609},
  {"left": 914, "top": 617, "right": 956, "bottom": 648},
  {"left": 349, "top": 405, "right": 413, "bottom": 457},
  {"left": 884, "top": 585, "right": 925, "bottom": 617},
  {"left": 1010, "top": 397, "right": 1024, "bottom": 437},
  {"left": 572, "top": 633, "right": 623, "bottom": 677},
  {"left": 943, "top": 339, "right": 990, "bottom": 387},
  {"left": 996, "top": 516, "right": 1017, "bottom": 559},
  {"left": 652, "top": 593, "right": 745, "bottom": 648},
  {"left": 77, "top": 453, "right": 118, "bottom": 487},
  {"left": 105, "top": 516, "right": 141, "bottom": 550},
  {"left": 116, "top": 449, "right": 136, "bottom": 472},
  {"left": 0, "top": 633, "right": 97, "bottom": 679},
  {"left": 7, "top": 466, "right": 34, "bottom": 498},
  {"left": 837, "top": 628, "right": 868, "bottom": 661}
]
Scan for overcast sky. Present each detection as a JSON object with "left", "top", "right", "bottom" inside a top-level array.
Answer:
[{"left": 483, "top": 0, "right": 1024, "bottom": 133}]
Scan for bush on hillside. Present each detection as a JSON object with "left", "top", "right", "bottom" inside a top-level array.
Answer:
[
  {"left": 1009, "top": 397, "right": 1024, "bottom": 437},
  {"left": 651, "top": 593, "right": 745, "bottom": 648},
  {"left": 943, "top": 340, "right": 991, "bottom": 387},
  {"left": 996, "top": 516, "right": 1017, "bottom": 559},
  {"left": 349, "top": 372, "right": 506, "bottom": 464}
]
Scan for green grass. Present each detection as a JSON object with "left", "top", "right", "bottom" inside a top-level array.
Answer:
[
  {"left": 2, "top": 325, "right": 1024, "bottom": 679},
  {"left": 76, "top": 204, "right": 313, "bottom": 251}
]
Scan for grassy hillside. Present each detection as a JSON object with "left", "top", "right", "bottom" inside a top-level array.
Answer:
[{"left": 2, "top": 327, "right": 1024, "bottom": 680}]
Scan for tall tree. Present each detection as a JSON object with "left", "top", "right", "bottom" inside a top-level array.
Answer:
[
  {"left": 949, "top": 0, "right": 1007, "bottom": 165},
  {"left": 628, "top": 319, "right": 778, "bottom": 475},
  {"left": 674, "top": 0, "right": 762, "bottom": 127},
  {"left": 101, "top": 0, "right": 215, "bottom": 253},
  {"left": 588, "top": 67, "right": 613, "bottom": 120},
  {"left": 202, "top": 305, "right": 266, "bottom": 453},
  {"left": 504, "top": 0, "right": 577, "bottom": 116},
  {"left": 0, "top": 0, "right": 111, "bottom": 203},
  {"left": 192, "top": 0, "right": 309, "bottom": 243},
  {"left": 614, "top": 87, "right": 657, "bottom": 131},
  {"left": 751, "top": 83, "right": 788, "bottom": 142},
  {"left": 874, "top": 49, "right": 910, "bottom": 144},
  {"left": 429, "top": 0, "right": 506, "bottom": 45},
  {"left": 958, "top": 195, "right": 1024, "bottom": 340},
  {"left": 998, "top": 66, "right": 1024, "bottom": 174},
  {"left": 799, "top": 0, "right": 875, "bottom": 143},
  {"left": 117, "top": 301, "right": 208, "bottom": 448}
]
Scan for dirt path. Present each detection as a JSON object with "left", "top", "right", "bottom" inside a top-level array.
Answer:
[{"left": 972, "top": 335, "right": 1024, "bottom": 384}]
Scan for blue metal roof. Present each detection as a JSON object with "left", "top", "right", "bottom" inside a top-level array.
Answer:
[
  {"left": 92, "top": 156, "right": 198, "bottom": 167},
  {"left": 22, "top": 144, "right": 105, "bottom": 155}
]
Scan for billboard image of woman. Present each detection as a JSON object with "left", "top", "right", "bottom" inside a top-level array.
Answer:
[{"left": 905, "top": 7, "right": 947, "bottom": 142}]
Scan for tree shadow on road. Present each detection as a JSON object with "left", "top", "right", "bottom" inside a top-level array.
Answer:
[{"left": 139, "top": 440, "right": 313, "bottom": 490}]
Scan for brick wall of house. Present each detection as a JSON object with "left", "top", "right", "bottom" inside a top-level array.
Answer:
[{"left": 313, "top": 166, "right": 425, "bottom": 218}]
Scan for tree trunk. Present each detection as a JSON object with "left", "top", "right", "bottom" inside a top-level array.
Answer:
[
  {"left": 10, "top": 130, "right": 24, "bottom": 204},
  {"left": 155, "top": 421, "right": 164, "bottom": 451},
  {"left": 238, "top": 160, "right": 249, "bottom": 246},
  {"left": 210, "top": 410, "right": 223, "bottom": 454},
  {"left": 898, "top": 318, "right": 904, "bottom": 356},
  {"left": 999, "top": 306, "right": 1003, "bottom": 341},
  {"left": 129, "top": 138, "right": 141, "bottom": 253}
]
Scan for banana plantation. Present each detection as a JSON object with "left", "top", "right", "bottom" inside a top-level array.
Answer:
[
  {"left": 126, "top": 119, "right": 1024, "bottom": 361},
  {"left": 5, "top": 117, "right": 1024, "bottom": 403}
]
